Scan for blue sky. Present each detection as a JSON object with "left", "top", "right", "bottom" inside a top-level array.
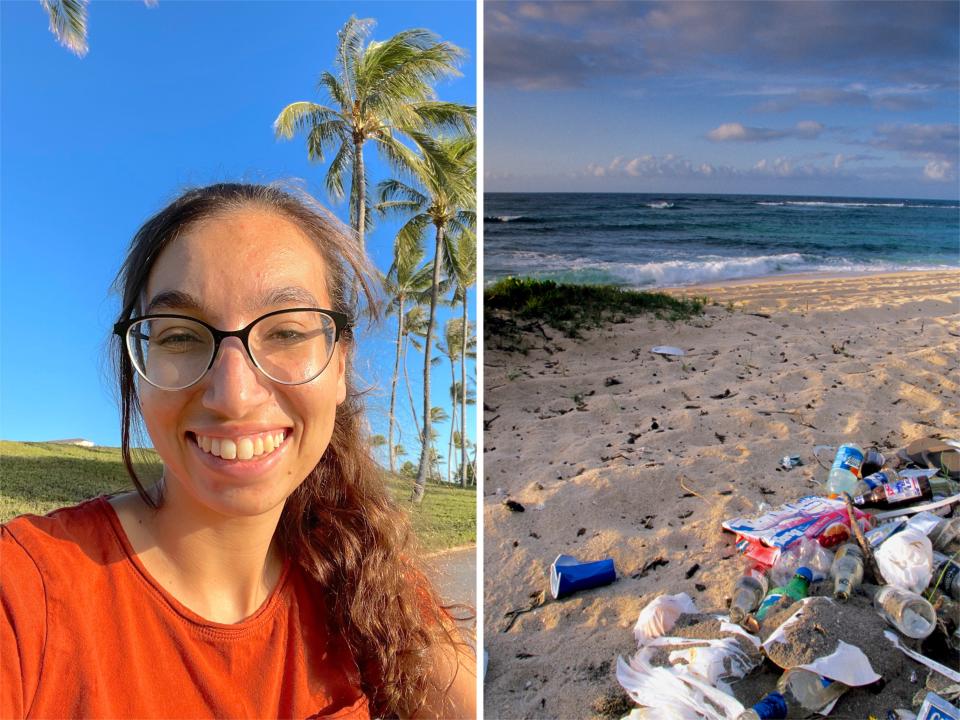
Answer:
[
  {"left": 485, "top": 1, "right": 959, "bottom": 199},
  {"left": 1, "top": 0, "right": 476, "bottom": 475}
]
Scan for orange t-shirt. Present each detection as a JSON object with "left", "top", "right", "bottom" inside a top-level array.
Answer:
[{"left": 0, "top": 497, "right": 370, "bottom": 719}]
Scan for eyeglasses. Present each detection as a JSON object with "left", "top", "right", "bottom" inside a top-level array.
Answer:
[{"left": 114, "top": 308, "right": 349, "bottom": 390}]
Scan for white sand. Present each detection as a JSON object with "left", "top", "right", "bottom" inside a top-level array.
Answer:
[{"left": 483, "top": 270, "right": 959, "bottom": 719}]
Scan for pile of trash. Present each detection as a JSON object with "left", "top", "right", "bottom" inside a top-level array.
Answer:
[{"left": 615, "top": 437, "right": 960, "bottom": 720}]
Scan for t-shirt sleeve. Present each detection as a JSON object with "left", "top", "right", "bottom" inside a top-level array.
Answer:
[{"left": 1, "top": 525, "right": 47, "bottom": 719}]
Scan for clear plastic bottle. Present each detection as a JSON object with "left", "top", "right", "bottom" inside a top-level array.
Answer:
[
  {"left": 738, "top": 669, "right": 849, "bottom": 719},
  {"left": 778, "top": 667, "right": 849, "bottom": 713},
  {"left": 871, "top": 585, "right": 937, "bottom": 639},
  {"left": 825, "top": 443, "right": 865, "bottom": 495},
  {"left": 826, "top": 467, "right": 860, "bottom": 495},
  {"left": 830, "top": 543, "right": 863, "bottom": 601},
  {"left": 929, "top": 517, "right": 960, "bottom": 553},
  {"left": 730, "top": 568, "right": 769, "bottom": 623}
]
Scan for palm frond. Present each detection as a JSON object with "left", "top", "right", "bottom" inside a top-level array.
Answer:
[
  {"left": 324, "top": 141, "right": 351, "bottom": 199},
  {"left": 370, "top": 131, "right": 420, "bottom": 183},
  {"left": 376, "top": 178, "right": 426, "bottom": 208},
  {"left": 410, "top": 101, "right": 476, "bottom": 134},
  {"left": 41, "top": 0, "right": 89, "bottom": 57},
  {"left": 337, "top": 16, "right": 375, "bottom": 99},
  {"left": 273, "top": 102, "right": 338, "bottom": 140},
  {"left": 393, "top": 213, "right": 431, "bottom": 266},
  {"left": 316, "top": 71, "right": 351, "bottom": 113}
]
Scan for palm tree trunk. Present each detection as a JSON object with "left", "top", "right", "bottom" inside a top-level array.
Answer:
[
  {"left": 460, "top": 294, "right": 469, "bottom": 488},
  {"left": 353, "top": 138, "right": 366, "bottom": 251},
  {"left": 412, "top": 224, "right": 444, "bottom": 503},
  {"left": 388, "top": 296, "right": 405, "bottom": 474},
  {"left": 402, "top": 331, "right": 421, "bottom": 439},
  {"left": 447, "top": 356, "right": 456, "bottom": 485}
]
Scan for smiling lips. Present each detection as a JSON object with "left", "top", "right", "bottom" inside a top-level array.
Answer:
[{"left": 194, "top": 430, "right": 287, "bottom": 461}]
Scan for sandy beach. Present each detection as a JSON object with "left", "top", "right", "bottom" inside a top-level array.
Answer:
[{"left": 483, "top": 269, "right": 959, "bottom": 719}]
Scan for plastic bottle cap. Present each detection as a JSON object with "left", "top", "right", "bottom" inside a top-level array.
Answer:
[
  {"left": 795, "top": 567, "right": 813, "bottom": 582},
  {"left": 751, "top": 691, "right": 788, "bottom": 719}
]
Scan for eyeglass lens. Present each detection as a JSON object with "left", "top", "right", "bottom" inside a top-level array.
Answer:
[{"left": 127, "top": 311, "right": 337, "bottom": 389}]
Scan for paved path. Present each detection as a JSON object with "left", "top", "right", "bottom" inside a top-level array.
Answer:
[{"left": 426, "top": 545, "right": 476, "bottom": 612}]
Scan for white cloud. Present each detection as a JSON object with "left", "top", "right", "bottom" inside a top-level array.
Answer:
[
  {"left": 795, "top": 120, "right": 824, "bottom": 138},
  {"left": 708, "top": 122, "right": 751, "bottom": 141},
  {"left": 923, "top": 160, "right": 955, "bottom": 181},
  {"left": 707, "top": 120, "right": 825, "bottom": 142}
]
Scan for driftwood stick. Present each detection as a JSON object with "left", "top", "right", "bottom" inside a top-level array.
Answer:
[{"left": 843, "top": 493, "right": 885, "bottom": 585}]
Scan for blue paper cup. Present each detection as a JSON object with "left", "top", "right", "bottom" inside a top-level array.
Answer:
[{"left": 549, "top": 554, "right": 617, "bottom": 599}]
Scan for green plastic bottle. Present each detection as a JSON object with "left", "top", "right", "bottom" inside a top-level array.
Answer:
[{"left": 754, "top": 567, "right": 812, "bottom": 621}]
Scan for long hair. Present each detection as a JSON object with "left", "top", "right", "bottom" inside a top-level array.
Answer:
[{"left": 111, "top": 182, "right": 457, "bottom": 716}]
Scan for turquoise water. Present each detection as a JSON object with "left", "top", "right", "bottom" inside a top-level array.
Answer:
[{"left": 485, "top": 193, "right": 959, "bottom": 288}]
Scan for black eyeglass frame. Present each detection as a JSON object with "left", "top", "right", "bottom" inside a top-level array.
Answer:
[{"left": 113, "top": 307, "right": 351, "bottom": 390}]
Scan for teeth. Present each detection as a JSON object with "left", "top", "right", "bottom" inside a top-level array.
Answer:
[
  {"left": 220, "top": 438, "right": 237, "bottom": 460},
  {"left": 237, "top": 438, "right": 254, "bottom": 461},
  {"left": 195, "top": 430, "right": 287, "bottom": 461}
]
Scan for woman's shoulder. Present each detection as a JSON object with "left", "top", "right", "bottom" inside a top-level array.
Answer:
[{"left": 2, "top": 496, "right": 125, "bottom": 576}]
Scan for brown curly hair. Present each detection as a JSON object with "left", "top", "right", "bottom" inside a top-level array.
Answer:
[{"left": 111, "top": 182, "right": 464, "bottom": 716}]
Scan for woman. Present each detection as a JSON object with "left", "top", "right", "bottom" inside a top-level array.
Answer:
[{"left": 0, "top": 183, "right": 476, "bottom": 718}]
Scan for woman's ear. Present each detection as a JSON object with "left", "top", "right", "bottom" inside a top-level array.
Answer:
[{"left": 335, "top": 344, "right": 347, "bottom": 405}]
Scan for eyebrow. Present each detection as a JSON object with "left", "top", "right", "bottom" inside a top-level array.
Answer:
[{"left": 145, "top": 286, "right": 321, "bottom": 314}]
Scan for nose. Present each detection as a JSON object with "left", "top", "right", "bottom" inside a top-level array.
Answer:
[{"left": 201, "top": 337, "right": 271, "bottom": 417}]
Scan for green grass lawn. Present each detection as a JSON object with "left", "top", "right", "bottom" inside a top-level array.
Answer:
[
  {"left": 485, "top": 277, "right": 706, "bottom": 336},
  {"left": 0, "top": 441, "right": 474, "bottom": 552}
]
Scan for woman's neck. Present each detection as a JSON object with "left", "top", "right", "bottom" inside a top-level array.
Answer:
[{"left": 110, "top": 486, "right": 286, "bottom": 624}]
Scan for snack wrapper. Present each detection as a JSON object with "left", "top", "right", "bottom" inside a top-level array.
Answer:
[{"left": 723, "top": 496, "right": 872, "bottom": 568}]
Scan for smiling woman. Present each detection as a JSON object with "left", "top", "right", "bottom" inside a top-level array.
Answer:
[{"left": 0, "top": 183, "right": 475, "bottom": 719}]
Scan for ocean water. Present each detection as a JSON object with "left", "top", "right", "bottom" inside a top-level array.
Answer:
[{"left": 484, "top": 193, "right": 959, "bottom": 288}]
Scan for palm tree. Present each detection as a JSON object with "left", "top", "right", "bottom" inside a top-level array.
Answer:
[
  {"left": 449, "top": 230, "right": 476, "bottom": 486},
  {"left": 383, "top": 250, "right": 433, "bottom": 473},
  {"left": 273, "top": 17, "right": 473, "bottom": 250},
  {"left": 400, "top": 303, "right": 429, "bottom": 442},
  {"left": 453, "top": 432, "right": 476, "bottom": 486},
  {"left": 377, "top": 135, "right": 476, "bottom": 503},
  {"left": 436, "top": 330, "right": 459, "bottom": 485},
  {"left": 438, "top": 318, "right": 475, "bottom": 485},
  {"left": 428, "top": 406, "right": 449, "bottom": 483}
]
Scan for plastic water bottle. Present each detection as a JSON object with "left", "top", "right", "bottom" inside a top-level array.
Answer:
[
  {"left": 825, "top": 442, "right": 864, "bottom": 492},
  {"left": 738, "top": 669, "right": 849, "bottom": 719},
  {"left": 826, "top": 467, "right": 860, "bottom": 495},
  {"left": 830, "top": 543, "right": 863, "bottom": 601},
  {"left": 754, "top": 567, "right": 812, "bottom": 621},
  {"left": 871, "top": 585, "right": 936, "bottom": 639},
  {"left": 729, "top": 568, "right": 768, "bottom": 624},
  {"left": 929, "top": 517, "right": 960, "bottom": 553}
]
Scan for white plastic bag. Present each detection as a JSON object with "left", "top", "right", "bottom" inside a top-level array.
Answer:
[
  {"left": 663, "top": 637, "right": 759, "bottom": 692},
  {"left": 633, "top": 593, "right": 698, "bottom": 646},
  {"left": 876, "top": 527, "right": 933, "bottom": 594},
  {"left": 616, "top": 649, "right": 747, "bottom": 720}
]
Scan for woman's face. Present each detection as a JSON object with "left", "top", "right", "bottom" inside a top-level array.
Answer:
[{"left": 139, "top": 207, "right": 347, "bottom": 519}]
